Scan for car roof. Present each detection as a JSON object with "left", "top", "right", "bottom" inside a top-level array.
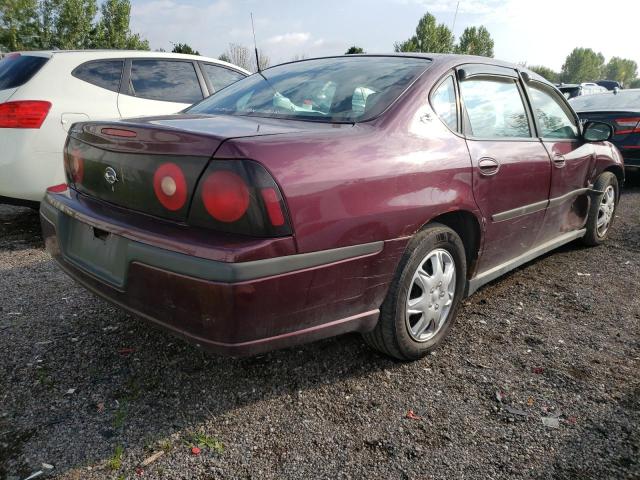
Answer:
[
  {"left": 14, "top": 49, "right": 250, "bottom": 74},
  {"left": 265, "top": 52, "right": 551, "bottom": 85}
]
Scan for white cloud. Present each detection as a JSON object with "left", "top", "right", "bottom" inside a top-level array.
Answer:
[{"left": 267, "top": 32, "right": 312, "bottom": 46}]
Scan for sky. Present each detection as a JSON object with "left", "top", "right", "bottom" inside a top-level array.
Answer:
[{"left": 129, "top": 0, "right": 640, "bottom": 71}]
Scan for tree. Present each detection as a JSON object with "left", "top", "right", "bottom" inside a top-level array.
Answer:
[
  {"left": 171, "top": 42, "right": 199, "bottom": 55},
  {"left": 605, "top": 57, "right": 637, "bottom": 87},
  {"left": 394, "top": 13, "right": 454, "bottom": 54},
  {"left": 53, "top": 0, "right": 98, "bottom": 49},
  {"left": 528, "top": 65, "right": 560, "bottom": 83},
  {"left": 220, "top": 43, "right": 269, "bottom": 72},
  {"left": 455, "top": 26, "right": 494, "bottom": 57},
  {"left": 0, "top": 0, "right": 40, "bottom": 51},
  {"left": 560, "top": 47, "right": 605, "bottom": 83},
  {"left": 0, "top": 0, "right": 149, "bottom": 51},
  {"left": 91, "top": 0, "right": 148, "bottom": 49},
  {"left": 629, "top": 78, "right": 640, "bottom": 89},
  {"left": 345, "top": 46, "right": 364, "bottom": 55}
]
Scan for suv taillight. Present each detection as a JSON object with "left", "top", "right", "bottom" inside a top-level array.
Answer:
[
  {"left": 0, "top": 101, "right": 51, "bottom": 128},
  {"left": 189, "top": 160, "right": 291, "bottom": 237}
]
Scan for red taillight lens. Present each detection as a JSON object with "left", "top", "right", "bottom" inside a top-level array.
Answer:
[
  {"left": 614, "top": 117, "right": 640, "bottom": 134},
  {"left": 64, "top": 147, "right": 84, "bottom": 183},
  {"left": 260, "top": 188, "right": 285, "bottom": 226},
  {"left": 0, "top": 101, "right": 51, "bottom": 128},
  {"left": 153, "top": 162, "right": 188, "bottom": 211},
  {"left": 189, "top": 160, "right": 291, "bottom": 237},
  {"left": 47, "top": 183, "right": 68, "bottom": 193},
  {"left": 201, "top": 170, "right": 250, "bottom": 222}
]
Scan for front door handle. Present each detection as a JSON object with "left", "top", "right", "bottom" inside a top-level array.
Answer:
[
  {"left": 552, "top": 154, "right": 566, "bottom": 168},
  {"left": 478, "top": 157, "right": 500, "bottom": 176}
]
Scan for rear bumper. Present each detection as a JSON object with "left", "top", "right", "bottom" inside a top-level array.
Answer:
[{"left": 41, "top": 192, "right": 403, "bottom": 356}]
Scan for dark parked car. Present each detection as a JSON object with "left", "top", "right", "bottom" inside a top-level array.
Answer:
[
  {"left": 596, "top": 80, "right": 623, "bottom": 91},
  {"left": 570, "top": 89, "right": 640, "bottom": 172},
  {"left": 40, "top": 54, "right": 624, "bottom": 360}
]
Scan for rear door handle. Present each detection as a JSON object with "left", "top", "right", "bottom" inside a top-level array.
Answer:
[
  {"left": 478, "top": 157, "right": 500, "bottom": 176},
  {"left": 552, "top": 154, "right": 566, "bottom": 168}
]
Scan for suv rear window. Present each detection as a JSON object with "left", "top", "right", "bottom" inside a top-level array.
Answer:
[
  {"left": 129, "top": 59, "right": 203, "bottom": 104},
  {"left": 0, "top": 54, "right": 49, "bottom": 90},
  {"left": 201, "top": 63, "right": 245, "bottom": 92},
  {"left": 72, "top": 60, "right": 124, "bottom": 92}
]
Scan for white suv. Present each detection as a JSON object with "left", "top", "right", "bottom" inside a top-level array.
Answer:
[{"left": 0, "top": 50, "right": 249, "bottom": 205}]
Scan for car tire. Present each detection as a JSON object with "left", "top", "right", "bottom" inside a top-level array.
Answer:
[
  {"left": 582, "top": 172, "right": 619, "bottom": 246},
  {"left": 363, "top": 223, "right": 467, "bottom": 360}
]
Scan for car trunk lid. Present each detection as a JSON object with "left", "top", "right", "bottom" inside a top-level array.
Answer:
[{"left": 66, "top": 115, "right": 308, "bottom": 222}]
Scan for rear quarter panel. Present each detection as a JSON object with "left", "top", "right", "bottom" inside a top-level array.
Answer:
[{"left": 215, "top": 73, "right": 480, "bottom": 254}]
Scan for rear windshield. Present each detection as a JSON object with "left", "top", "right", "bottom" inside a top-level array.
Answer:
[
  {"left": 570, "top": 90, "right": 640, "bottom": 112},
  {"left": 188, "top": 56, "right": 431, "bottom": 123},
  {"left": 0, "top": 54, "right": 49, "bottom": 90}
]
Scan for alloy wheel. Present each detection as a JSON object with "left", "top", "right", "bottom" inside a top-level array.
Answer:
[{"left": 405, "top": 248, "right": 456, "bottom": 342}]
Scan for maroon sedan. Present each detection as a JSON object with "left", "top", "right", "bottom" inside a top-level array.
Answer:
[{"left": 40, "top": 54, "right": 623, "bottom": 360}]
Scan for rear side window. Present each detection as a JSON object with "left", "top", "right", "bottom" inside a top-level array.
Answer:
[
  {"left": 460, "top": 77, "right": 531, "bottom": 138},
  {"left": 527, "top": 83, "right": 578, "bottom": 139},
  {"left": 72, "top": 60, "right": 124, "bottom": 92},
  {"left": 129, "top": 60, "right": 203, "bottom": 103},
  {"left": 431, "top": 75, "right": 458, "bottom": 131},
  {"left": 201, "top": 63, "right": 245, "bottom": 92},
  {"left": 0, "top": 54, "right": 49, "bottom": 90}
]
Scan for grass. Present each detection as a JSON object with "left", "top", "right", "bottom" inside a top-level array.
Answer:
[
  {"left": 187, "top": 432, "right": 224, "bottom": 454},
  {"left": 112, "top": 401, "right": 128, "bottom": 429},
  {"left": 106, "top": 444, "right": 124, "bottom": 471}
]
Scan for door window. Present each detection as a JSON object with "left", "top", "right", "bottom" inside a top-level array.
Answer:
[
  {"left": 201, "top": 63, "right": 245, "bottom": 92},
  {"left": 528, "top": 83, "right": 579, "bottom": 139},
  {"left": 431, "top": 75, "right": 458, "bottom": 131},
  {"left": 460, "top": 77, "right": 530, "bottom": 138},
  {"left": 129, "top": 60, "right": 203, "bottom": 103},
  {"left": 73, "top": 60, "right": 124, "bottom": 92}
]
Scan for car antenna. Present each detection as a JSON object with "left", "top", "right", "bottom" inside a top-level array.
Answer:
[{"left": 251, "top": 13, "right": 261, "bottom": 73}]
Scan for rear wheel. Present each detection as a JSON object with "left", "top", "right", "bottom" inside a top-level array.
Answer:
[
  {"left": 583, "top": 172, "right": 619, "bottom": 246},
  {"left": 363, "top": 224, "right": 466, "bottom": 360}
]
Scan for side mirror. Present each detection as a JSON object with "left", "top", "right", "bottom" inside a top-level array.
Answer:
[{"left": 583, "top": 121, "right": 613, "bottom": 142}]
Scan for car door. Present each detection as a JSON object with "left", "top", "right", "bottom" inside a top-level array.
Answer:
[
  {"left": 523, "top": 79, "right": 595, "bottom": 241},
  {"left": 117, "top": 59, "right": 206, "bottom": 118},
  {"left": 457, "top": 64, "right": 552, "bottom": 273}
]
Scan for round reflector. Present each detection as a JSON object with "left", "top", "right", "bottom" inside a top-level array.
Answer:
[
  {"left": 153, "top": 163, "right": 187, "bottom": 211},
  {"left": 201, "top": 170, "right": 250, "bottom": 223}
]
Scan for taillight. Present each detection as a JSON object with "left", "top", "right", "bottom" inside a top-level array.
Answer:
[
  {"left": 153, "top": 162, "right": 187, "bottom": 211},
  {"left": 189, "top": 160, "right": 291, "bottom": 237},
  {"left": 260, "top": 188, "right": 285, "bottom": 226},
  {"left": 201, "top": 170, "right": 250, "bottom": 222},
  {"left": 614, "top": 117, "right": 640, "bottom": 135},
  {"left": 46, "top": 183, "right": 68, "bottom": 193},
  {"left": 64, "top": 147, "right": 84, "bottom": 183},
  {"left": 0, "top": 101, "right": 51, "bottom": 128}
]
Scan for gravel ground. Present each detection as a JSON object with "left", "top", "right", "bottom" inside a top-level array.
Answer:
[{"left": 1, "top": 183, "right": 639, "bottom": 480}]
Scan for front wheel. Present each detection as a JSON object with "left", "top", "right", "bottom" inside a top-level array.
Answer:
[
  {"left": 582, "top": 172, "right": 619, "bottom": 246},
  {"left": 363, "top": 224, "right": 467, "bottom": 360}
]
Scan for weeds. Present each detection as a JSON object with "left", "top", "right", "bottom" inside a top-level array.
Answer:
[{"left": 107, "top": 444, "right": 124, "bottom": 471}]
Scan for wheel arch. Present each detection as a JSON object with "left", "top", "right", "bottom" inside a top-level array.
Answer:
[
  {"left": 603, "top": 165, "right": 624, "bottom": 192},
  {"left": 419, "top": 210, "right": 482, "bottom": 279}
]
